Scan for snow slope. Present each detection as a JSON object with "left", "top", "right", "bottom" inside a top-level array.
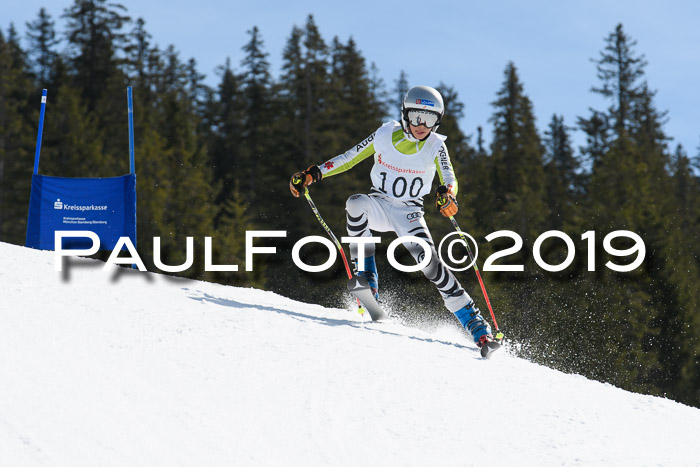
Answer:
[{"left": 1, "top": 241, "right": 699, "bottom": 466}]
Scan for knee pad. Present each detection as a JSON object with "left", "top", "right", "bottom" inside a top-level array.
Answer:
[{"left": 345, "top": 194, "right": 371, "bottom": 216}]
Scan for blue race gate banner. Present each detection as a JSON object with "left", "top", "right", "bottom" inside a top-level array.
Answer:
[
  {"left": 25, "top": 173, "right": 136, "bottom": 250},
  {"left": 25, "top": 87, "right": 137, "bottom": 251}
]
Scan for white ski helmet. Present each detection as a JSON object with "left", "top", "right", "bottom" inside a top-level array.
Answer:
[{"left": 401, "top": 85, "right": 445, "bottom": 140}]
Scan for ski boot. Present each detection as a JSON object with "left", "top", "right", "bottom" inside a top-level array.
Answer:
[
  {"left": 454, "top": 301, "right": 493, "bottom": 346},
  {"left": 353, "top": 256, "right": 379, "bottom": 301}
]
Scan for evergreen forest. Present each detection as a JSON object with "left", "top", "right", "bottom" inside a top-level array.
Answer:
[{"left": 1, "top": 1, "right": 698, "bottom": 408}]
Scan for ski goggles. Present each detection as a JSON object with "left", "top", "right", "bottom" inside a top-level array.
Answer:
[{"left": 405, "top": 109, "right": 441, "bottom": 128}]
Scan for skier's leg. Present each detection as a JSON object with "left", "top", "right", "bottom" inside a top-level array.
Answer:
[
  {"left": 390, "top": 205, "right": 492, "bottom": 344},
  {"left": 393, "top": 214, "right": 469, "bottom": 311},
  {"left": 345, "top": 194, "right": 391, "bottom": 299}
]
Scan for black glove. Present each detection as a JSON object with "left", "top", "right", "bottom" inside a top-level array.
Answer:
[{"left": 290, "top": 165, "right": 322, "bottom": 197}]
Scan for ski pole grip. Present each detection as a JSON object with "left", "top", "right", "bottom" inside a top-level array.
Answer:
[
  {"left": 436, "top": 185, "right": 450, "bottom": 209},
  {"left": 292, "top": 173, "right": 305, "bottom": 193}
]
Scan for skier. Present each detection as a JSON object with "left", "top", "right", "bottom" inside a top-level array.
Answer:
[{"left": 289, "top": 85, "right": 494, "bottom": 348}]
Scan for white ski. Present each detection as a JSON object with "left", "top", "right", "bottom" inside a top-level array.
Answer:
[{"left": 347, "top": 276, "right": 388, "bottom": 321}]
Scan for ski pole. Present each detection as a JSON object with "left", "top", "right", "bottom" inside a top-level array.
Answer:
[
  {"left": 291, "top": 176, "right": 364, "bottom": 314},
  {"left": 438, "top": 200, "right": 503, "bottom": 339},
  {"left": 32, "top": 89, "right": 47, "bottom": 174}
]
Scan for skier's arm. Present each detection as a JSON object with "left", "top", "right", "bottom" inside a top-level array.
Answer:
[
  {"left": 318, "top": 132, "right": 377, "bottom": 178},
  {"left": 289, "top": 131, "right": 376, "bottom": 196},
  {"left": 434, "top": 143, "right": 459, "bottom": 195}
]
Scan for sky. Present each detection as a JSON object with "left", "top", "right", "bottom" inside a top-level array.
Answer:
[{"left": 4, "top": 0, "right": 700, "bottom": 158}]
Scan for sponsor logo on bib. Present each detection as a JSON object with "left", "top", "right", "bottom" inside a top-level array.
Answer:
[{"left": 377, "top": 153, "right": 426, "bottom": 175}]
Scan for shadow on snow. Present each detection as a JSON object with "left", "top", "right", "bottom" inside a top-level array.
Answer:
[{"left": 184, "top": 288, "right": 478, "bottom": 355}]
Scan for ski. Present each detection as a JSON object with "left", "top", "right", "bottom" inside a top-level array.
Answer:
[
  {"left": 480, "top": 340, "right": 501, "bottom": 359},
  {"left": 347, "top": 276, "right": 388, "bottom": 321}
]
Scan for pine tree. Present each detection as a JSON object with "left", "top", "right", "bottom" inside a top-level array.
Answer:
[
  {"left": 39, "top": 84, "right": 105, "bottom": 177},
  {"left": 138, "top": 45, "right": 219, "bottom": 279},
  {"left": 578, "top": 24, "right": 648, "bottom": 171},
  {"left": 5, "top": 24, "right": 27, "bottom": 69},
  {"left": 467, "top": 125, "right": 493, "bottom": 237},
  {"left": 25, "top": 8, "right": 60, "bottom": 85},
  {"left": 571, "top": 24, "right": 691, "bottom": 401},
  {"left": 393, "top": 70, "right": 410, "bottom": 114},
  {"left": 276, "top": 19, "right": 330, "bottom": 233},
  {"left": 239, "top": 26, "right": 272, "bottom": 198},
  {"left": 300, "top": 15, "right": 330, "bottom": 162},
  {"left": 62, "top": 0, "right": 131, "bottom": 111},
  {"left": 124, "top": 17, "right": 159, "bottom": 153},
  {"left": 631, "top": 83, "right": 670, "bottom": 172},
  {"left": 211, "top": 192, "right": 265, "bottom": 288},
  {"left": 324, "top": 36, "right": 382, "bottom": 199},
  {"left": 184, "top": 57, "right": 210, "bottom": 168},
  {"left": 577, "top": 108, "right": 610, "bottom": 169},
  {"left": 62, "top": 0, "right": 132, "bottom": 175},
  {"left": 201, "top": 56, "right": 264, "bottom": 289},
  {"left": 125, "top": 18, "right": 152, "bottom": 89},
  {"left": 486, "top": 62, "right": 548, "bottom": 351},
  {"left": 543, "top": 114, "right": 580, "bottom": 229},
  {"left": 368, "top": 62, "right": 389, "bottom": 121},
  {"left": 661, "top": 145, "right": 700, "bottom": 406},
  {"left": 277, "top": 25, "right": 305, "bottom": 170},
  {"left": 207, "top": 58, "right": 243, "bottom": 210},
  {"left": 591, "top": 24, "right": 647, "bottom": 138},
  {"left": 489, "top": 62, "right": 547, "bottom": 239},
  {"left": 328, "top": 37, "right": 375, "bottom": 139},
  {"left": 0, "top": 27, "right": 35, "bottom": 243}
]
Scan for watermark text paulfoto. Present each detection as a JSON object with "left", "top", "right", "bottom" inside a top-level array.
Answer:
[{"left": 53, "top": 229, "right": 645, "bottom": 274}]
